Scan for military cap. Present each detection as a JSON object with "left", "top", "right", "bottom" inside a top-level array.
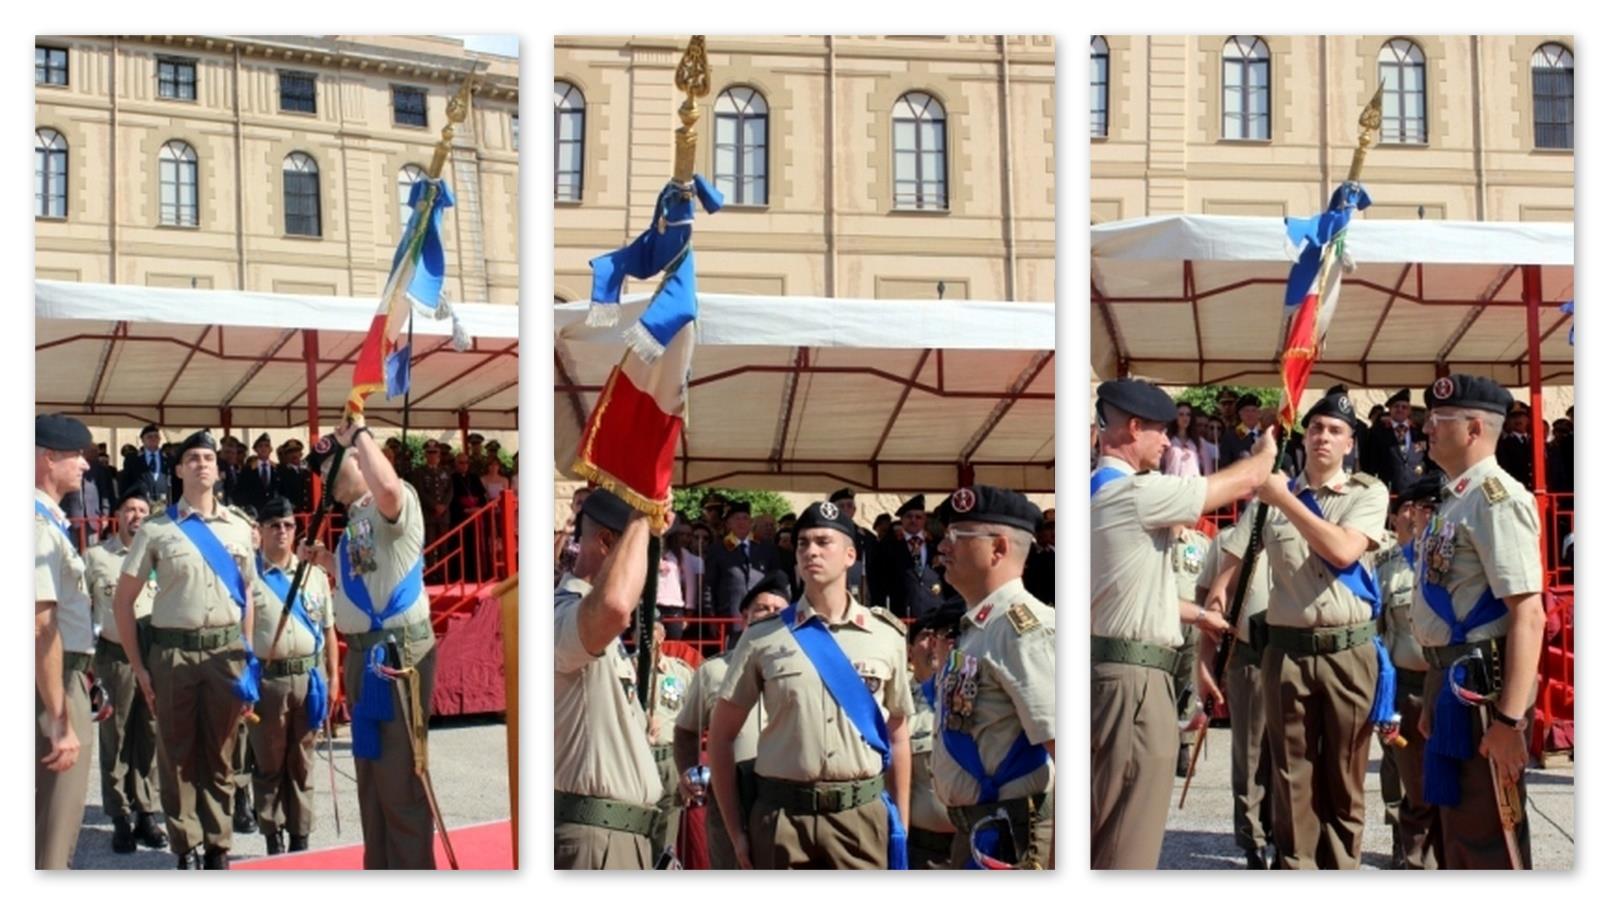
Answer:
[
  {"left": 1398, "top": 472, "right": 1447, "bottom": 508},
  {"left": 424, "top": 440, "right": 442, "bottom": 452},
  {"left": 283, "top": 438, "right": 304, "bottom": 452},
  {"left": 1216, "top": 388, "right": 1239, "bottom": 402},
  {"left": 911, "top": 600, "right": 967, "bottom": 641},
  {"left": 253, "top": 432, "right": 272, "bottom": 449},
  {"left": 739, "top": 570, "right": 795, "bottom": 613},
  {"left": 943, "top": 485, "right": 1042, "bottom": 534},
  {"left": 1326, "top": 383, "right": 1349, "bottom": 396},
  {"left": 304, "top": 433, "right": 343, "bottom": 475},
  {"left": 702, "top": 493, "right": 728, "bottom": 510},
  {"left": 1237, "top": 392, "right": 1262, "bottom": 412},
  {"left": 140, "top": 424, "right": 161, "bottom": 439},
  {"left": 1301, "top": 392, "right": 1359, "bottom": 431},
  {"left": 114, "top": 485, "right": 151, "bottom": 511},
  {"left": 1386, "top": 388, "right": 1411, "bottom": 407},
  {"left": 579, "top": 488, "right": 633, "bottom": 534},
  {"left": 1095, "top": 378, "right": 1177, "bottom": 424},
  {"left": 35, "top": 413, "right": 92, "bottom": 452},
  {"left": 467, "top": 433, "right": 485, "bottom": 444},
  {"left": 778, "top": 512, "right": 797, "bottom": 526},
  {"left": 795, "top": 500, "right": 857, "bottom": 539},
  {"left": 1423, "top": 374, "right": 1513, "bottom": 416},
  {"left": 828, "top": 487, "right": 856, "bottom": 503},
  {"left": 176, "top": 429, "right": 218, "bottom": 458},
  {"left": 258, "top": 496, "right": 296, "bottom": 523},
  {"left": 724, "top": 500, "right": 752, "bottom": 517},
  {"left": 896, "top": 494, "right": 926, "bottom": 516}
]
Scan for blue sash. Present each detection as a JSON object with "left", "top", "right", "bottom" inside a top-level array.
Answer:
[
  {"left": 1290, "top": 486, "right": 1395, "bottom": 728},
  {"left": 336, "top": 531, "right": 425, "bottom": 760},
  {"left": 919, "top": 677, "right": 936, "bottom": 709},
  {"left": 1090, "top": 466, "right": 1127, "bottom": 498},
  {"left": 780, "top": 604, "right": 908, "bottom": 870},
  {"left": 35, "top": 499, "right": 74, "bottom": 545},
  {"left": 258, "top": 556, "right": 329, "bottom": 728},
  {"left": 167, "top": 505, "right": 258, "bottom": 704},
  {"left": 1420, "top": 577, "right": 1508, "bottom": 807},
  {"left": 336, "top": 533, "right": 425, "bottom": 631}
]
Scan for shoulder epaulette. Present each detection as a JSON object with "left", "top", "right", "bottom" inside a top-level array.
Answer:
[
  {"left": 1006, "top": 602, "right": 1042, "bottom": 635},
  {"left": 869, "top": 606, "right": 907, "bottom": 636},
  {"left": 1348, "top": 471, "right": 1381, "bottom": 489},
  {"left": 1481, "top": 476, "right": 1510, "bottom": 504}
]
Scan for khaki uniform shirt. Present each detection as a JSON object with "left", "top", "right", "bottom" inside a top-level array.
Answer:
[
  {"left": 931, "top": 579, "right": 1056, "bottom": 807},
  {"left": 1375, "top": 539, "right": 1428, "bottom": 671},
  {"left": 1090, "top": 456, "right": 1207, "bottom": 647},
  {"left": 1220, "top": 469, "right": 1389, "bottom": 629},
  {"left": 331, "top": 485, "right": 430, "bottom": 635},
  {"left": 908, "top": 672, "right": 955, "bottom": 833},
  {"left": 1197, "top": 533, "right": 1271, "bottom": 645},
  {"left": 1171, "top": 528, "right": 1210, "bottom": 605},
  {"left": 1410, "top": 457, "right": 1542, "bottom": 648},
  {"left": 649, "top": 654, "right": 696, "bottom": 746},
  {"left": 252, "top": 554, "right": 334, "bottom": 660},
  {"left": 554, "top": 574, "right": 660, "bottom": 806},
  {"left": 35, "top": 489, "right": 95, "bottom": 654},
  {"left": 123, "top": 498, "right": 256, "bottom": 630},
  {"left": 719, "top": 596, "right": 913, "bottom": 783},
  {"left": 676, "top": 651, "right": 763, "bottom": 762},
  {"left": 84, "top": 534, "right": 155, "bottom": 646}
]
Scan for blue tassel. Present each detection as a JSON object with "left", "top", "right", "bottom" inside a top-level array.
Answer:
[
  {"left": 305, "top": 667, "right": 329, "bottom": 730},
  {"left": 352, "top": 646, "right": 395, "bottom": 761},
  {"left": 1423, "top": 662, "right": 1476, "bottom": 807},
  {"left": 884, "top": 793, "right": 909, "bottom": 870},
  {"left": 233, "top": 652, "right": 261, "bottom": 705},
  {"left": 1369, "top": 636, "right": 1397, "bottom": 726}
]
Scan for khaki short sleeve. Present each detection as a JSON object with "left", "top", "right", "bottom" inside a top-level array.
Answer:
[
  {"left": 884, "top": 644, "right": 915, "bottom": 721},
  {"left": 1473, "top": 496, "right": 1544, "bottom": 600},
  {"left": 992, "top": 622, "right": 1056, "bottom": 746},
  {"left": 1134, "top": 474, "right": 1208, "bottom": 532},
  {"left": 717, "top": 629, "right": 765, "bottom": 713},
  {"left": 35, "top": 524, "right": 60, "bottom": 603},
  {"left": 122, "top": 523, "right": 156, "bottom": 581},
  {"left": 554, "top": 597, "right": 596, "bottom": 676},
  {"left": 1336, "top": 483, "right": 1390, "bottom": 551},
  {"left": 1196, "top": 540, "right": 1222, "bottom": 593},
  {"left": 675, "top": 666, "right": 707, "bottom": 734},
  {"left": 1218, "top": 505, "right": 1255, "bottom": 561}
]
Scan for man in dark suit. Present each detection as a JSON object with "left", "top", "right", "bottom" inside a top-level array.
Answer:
[
  {"left": 1496, "top": 401, "right": 1536, "bottom": 489},
  {"left": 119, "top": 424, "right": 172, "bottom": 504},
  {"left": 707, "top": 500, "right": 782, "bottom": 619},
  {"left": 870, "top": 494, "right": 945, "bottom": 619},
  {"left": 827, "top": 487, "right": 879, "bottom": 603},
  {"left": 1360, "top": 388, "right": 1432, "bottom": 494},
  {"left": 235, "top": 432, "right": 280, "bottom": 511},
  {"left": 277, "top": 439, "right": 313, "bottom": 511},
  {"left": 1024, "top": 506, "right": 1055, "bottom": 605},
  {"left": 1218, "top": 394, "right": 1264, "bottom": 466}
]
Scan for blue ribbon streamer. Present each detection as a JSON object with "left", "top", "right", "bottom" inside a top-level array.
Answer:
[
  {"left": 1283, "top": 181, "right": 1372, "bottom": 308},
  {"left": 352, "top": 645, "right": 395, "bottom": 761}
]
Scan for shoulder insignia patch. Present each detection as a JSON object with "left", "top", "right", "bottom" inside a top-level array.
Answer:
[
  {"left": 870, "top": 606, "right": 907, "bottom": 636},
  {"left": 1481, "top": 476, "right": 1509, "bottom": 504},
  {"left": 1006, "top": 603, "right": 1040, "bottom": 635},
  {"left": 1349, "top": 471, "right": 1381, "bottom": 488}
]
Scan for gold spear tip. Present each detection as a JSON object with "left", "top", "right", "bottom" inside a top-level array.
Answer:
[
  {"left": 675, "top": 36, "right": 710, "bottom": 101},
  {"left": 1360, "top": 83, "right": 1384, "bottom": 131}
]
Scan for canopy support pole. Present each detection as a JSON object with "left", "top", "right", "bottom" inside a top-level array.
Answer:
[
  {"left": 304, "top": 329, "right": 323, "bottom": 510},
  {"left": 1523, "top": 263, "right": 1550, "bottom": 573},
  {"left": 459, "top": 409, "right": 470, "bottom": 452}
]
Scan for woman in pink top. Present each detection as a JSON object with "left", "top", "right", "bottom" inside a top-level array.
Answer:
[{"left": 1164, "top": 402, "right": 1218, "bottom": 476}]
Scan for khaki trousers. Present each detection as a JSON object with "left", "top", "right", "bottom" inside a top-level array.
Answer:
[
  {"left": 345, "top": 635, "right": 437, "bottom": 869},
  {"left": 1090, "top": 662, "right": 1175, "bottom": 869},
  {"left": 554, "top": 822, "right": 652, "bottom": 869},
  {"left": 749, "top": 795, "right": 887, "bottom": 869},
  {"left": 36, "top": 664, "right": 93, "bottom": 869},
  {"left": 1389, "top": 677, "right": 1442, "bottom": 869},
  {"left": 249, "top": 672, "right": 317, "bottom": 837},
  {"left": 1225, "top": 649, "right": 1273, "bottom": 854},
  {"left": 96, "top": 642, "right": 160, "bottom": 819},
  {"left": 1262, "top": 643, "right": 1375, "bottom": 869},
  {"left": 150, "top": 640, "right": 249, "bottom": 854},
  {"left": 1424, "top": 667, "right": 1532, "bottom": 869}
]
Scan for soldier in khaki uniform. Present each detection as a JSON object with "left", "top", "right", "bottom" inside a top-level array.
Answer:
[
  {"left": 85, "top": 486, "right": 169, "bottom": 854},
  {"left": 554, "top": 489, "right": 663, "bottom": 869},
  {"left": 709, "top": 501, "right": 913, "bottom": 870},
  {"left": 928, "top": 486, "right": 1056, "bottom": 869},
  {"left": 1090, "top": 379, "right": 1273, "bottom": 869},
  {"left": 1215, "top": 393, "right": 1389, "bottom": 869},
  {"left": 300, "top": 422, "right": 437, "bottom": 869},
  {"left": 35, "top": 414, "right": 95, "bottom": 869},
  {"left": 114, "top": 429, "right": 259, "bottom": 869},
  {"left": 647, "top": 616, "right": 696, "bottom": 857},
  {"left": 1168, "top": 526, "right": 1211, "bottom": 777},
  {"left": 673, "top": 571, "right": 789, "bottom": 869},
  {"left": 905, "top": 601, "right": 963, "bottom": 868},
  {"left": 1197, "top": 531, "right": 1276, "bottom": 869},
  {"left": 1376, "top": 476, "right": 1445, "bottom": 869},
  {"left": 250, "top": 496, "right": 338, "bottom": 854},
  {"left": 1411, "top": 375, "right": 1545, "bottom": 869}
]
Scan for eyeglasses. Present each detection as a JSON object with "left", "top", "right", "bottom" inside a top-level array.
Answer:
[
  {"left": 1426, "top": 412, "right": 1477, "bottom": 428},
  {"left": 264, "top": 521, "right": 297, "bottom": 532},
  {"left": 944, "top": 527, "right": 1004, "bottom": 544}
]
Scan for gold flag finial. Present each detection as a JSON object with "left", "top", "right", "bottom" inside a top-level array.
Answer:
[
  {"left": 429, "top": 70, "right": 481, "bottom": 178},
  {"left": 1346, "top": 84, "right": 1385, "bottom": 183},
  {"left": 672, "top": 36, "right": 710, "bottom": 185}
]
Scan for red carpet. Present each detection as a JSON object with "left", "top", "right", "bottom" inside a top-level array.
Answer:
[{"left": 233, "top": 819, "right": 514, "bottom": 870}]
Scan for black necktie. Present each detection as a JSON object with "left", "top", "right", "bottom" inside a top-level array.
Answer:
[
  {"left": 148, "top": 451, "right": 158, "bottom": 475},
  {"left": 262, "top": 464, "right": 270, "bottom": 484}
]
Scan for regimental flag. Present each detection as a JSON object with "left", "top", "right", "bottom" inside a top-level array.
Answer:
[
  {"left": 573, "top": 176, "right": 724, "bottom": 529},
  {"left": 347, "top": 178, "right": 462, "bottom": 419},
  {"left": 1278, "top": 182, "right": 1371, "bottom": 428}
]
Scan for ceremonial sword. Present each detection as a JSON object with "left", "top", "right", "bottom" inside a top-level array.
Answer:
[{"left": 386, "top": 635, "right": 459, "bottom": 869}]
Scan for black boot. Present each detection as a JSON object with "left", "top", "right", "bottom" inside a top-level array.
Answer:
[
  {"left": 265, "top": 830, "right": 284, "bottom": 855},
  {"left": 289, "top": 834, "right": 309, "bottom": 853},
  {"left": 1245, "top": 848, "right": 1268, "bottom": 869},
  {"left": 111, "top": 816, "right": 137, "bottom": 854},
  {"left": 175, "top": 846, "right": 201, "bottom": 869},
  {"left": 233, "top": 788, "right": 258, "bottom": 834},
  {"left": 134, "top": 811, "right": 169, "bottom": 849},
  {"left": 202, "top": 845, "right": 231, "bottom": 870}
]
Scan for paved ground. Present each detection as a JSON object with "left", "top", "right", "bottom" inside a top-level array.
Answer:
[
  {"left": 1158, "top": 727, "right": 1575, "bottom": 869},
  {"left": 69, "top": 715, "right": 512, "bottom": 869}
]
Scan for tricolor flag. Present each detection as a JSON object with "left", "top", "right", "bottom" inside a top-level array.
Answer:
[
  {"left": 573, "top": 176, "right": 724, "bottom": 529},
  {"left": 1278, "top": 182, "right": 1371, "bottom": 427},
  {"left": 347, "top": 178, "right": 460, "bottom": 418}
]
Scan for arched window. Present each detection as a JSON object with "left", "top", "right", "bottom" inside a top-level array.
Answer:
[
  {"left": 282, "top": 152, "right": 321, "bottom": 237},
  {"left": 892, "top": 91, "right": 947, "bottom": 210},
  {"left": 713, "top": 87, "right": 769, "bottom": 205},
  {"left": 1223, "top": 36, "right": 1270, "bottom": 140},
  {"left": 35, "top": 128, "right": 67, "bottom": 218},
  {"left": 398, "top": 164, "right": 427, "bottom": 234},
  {"left": 1091, "top": 36, "right": 1110, "bottom": 138},
  {"left": 554, "top": 81, "right": 585, "bottom": 202},
  {"left": 159, "top": 140, "right": 198, "bottom": 227},
  {"left": 1379, "top": 39, "right": 1427, "bottom": 144},
  {"left": 1532, "top": 43, "right": 1573, "bottom": 150}
]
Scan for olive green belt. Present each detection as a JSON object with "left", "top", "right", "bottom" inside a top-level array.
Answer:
[
  {"left": 1090, "top": 635, "right": 1179, "bottom": 673},
  {"left": 1423, "top": 636, "right": 1504, "bottom": 670},
  {"left": 554, "top": 791, "right": 656, "bottom": 838},
  {"left": 947, "top": 791, "right": 1050, "bottom": 836},
  {"left": 150, "top": 623, "right": 241, "bottom": 652},
  {"left": 1266, "top": 621, "right": 1376, "bottom": 656},
  {"left": 95, "top": 636, "right": 128, "bottom": 664},
  {"left": 755, "top": 774, "right": 885, "bottom": 814},
  {"left": 64, "top": 651, "right": 93, "bottom": 673},
  {"left": 264, "top": 654, "right": 319, "bottom": 678},
  {"left": 345, "top": 618, "right": 434, "bottom": 651},
  {"left": 651, "top": 743, "right": 673, "bottom": 764}
]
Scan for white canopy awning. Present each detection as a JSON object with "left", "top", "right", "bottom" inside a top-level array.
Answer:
[
  {"left": 555, "top": 295, "right": 1056, "bottom": 493},
  {"left": 36, "top": 280, "right": 519, "bottom": 431},
  {"left": 1091, "top": 215, "right": 1575, "bottom": 387}
]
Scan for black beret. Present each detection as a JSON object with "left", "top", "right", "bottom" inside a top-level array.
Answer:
[
  {"left": 1398, "top": 472, "right": 1447, "bottom": 508},
  {"left": 580, "top": 488, "right": 633, "bottom": 534},
  {"left": 114, "top": 485, "right": 151, "bottom": 511},
  {"left": 911, "top": 600, "right": 967, "bottom": 640},
  {"left": 140, "top": 424, "right": 161, "bottom": 438},
  {"left": 1326, "top": 384, "right": 1349, "bottom": 396},
  {"left": 1095, "top": 378, "right": 1177, "bottom": 424},
  {"left": 942, "top": 485, "right": 1042, "bottom": 533},
  {"left": 1301, "top": 393, "right": 1359, "bottom": 431},
  {"left": 1424, "top": 375, "right": 1512, "bottom": 416},
  {"left": 176, "top": 429, "right": 217, "bottom": 457},
  {"left": 1387, "top": 388, "right": 1411, "bottom": 406},
  {"left": 779, "top": 512, "right": 797, "bottom": 524},
  {"left": 304, "top": 433, "right": 341, "bottom": 474},
  {"left": 896, "top": 494, "right": 926, "bottom": 516},
  {"left": 828, "top": 487, "right": 856, "bottom": 503},
  {"left": 795, "top": 500, "right": 856, "bottom": 539},
  {"left": 35, "top": 413, "right": 92, "bottom": 452},
  {"left": 258, "top": 496, "right": 296, "bottom": 522},
  {"left": 254, "top": 432, "right": 272, "bottom": 448},
  {"left": 237, "top": 504, "right": 258, "bottom": 522},
  {"left": 724, "top": 500, "right": 752, "bottom": 517},
  {"left": 739, "top": 570, "right": 794, "bottom": 613}
]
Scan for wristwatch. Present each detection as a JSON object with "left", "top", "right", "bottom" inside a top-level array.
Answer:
[
  {"left": 1492, "top": 709, "right": 1526, "bottom": 732},
  {"left": 342, "top": 426, "right": 373, "bottom": 448}
]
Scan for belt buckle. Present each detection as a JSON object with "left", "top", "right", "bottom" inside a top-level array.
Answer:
[{"left": 821, "top": 786, "right": 843, "bottom": 812}]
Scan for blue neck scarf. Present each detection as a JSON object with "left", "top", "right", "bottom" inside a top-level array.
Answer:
[
  {"left": 336, "top": 528, "right": 426, "bottom": 761},
  {"left": 258, "top": 554, "right": 328, "bottom": 728}
]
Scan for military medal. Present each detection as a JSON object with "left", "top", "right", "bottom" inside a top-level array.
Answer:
[{"left": 659, "top": 674, "right": 685, "bottom": 710}]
